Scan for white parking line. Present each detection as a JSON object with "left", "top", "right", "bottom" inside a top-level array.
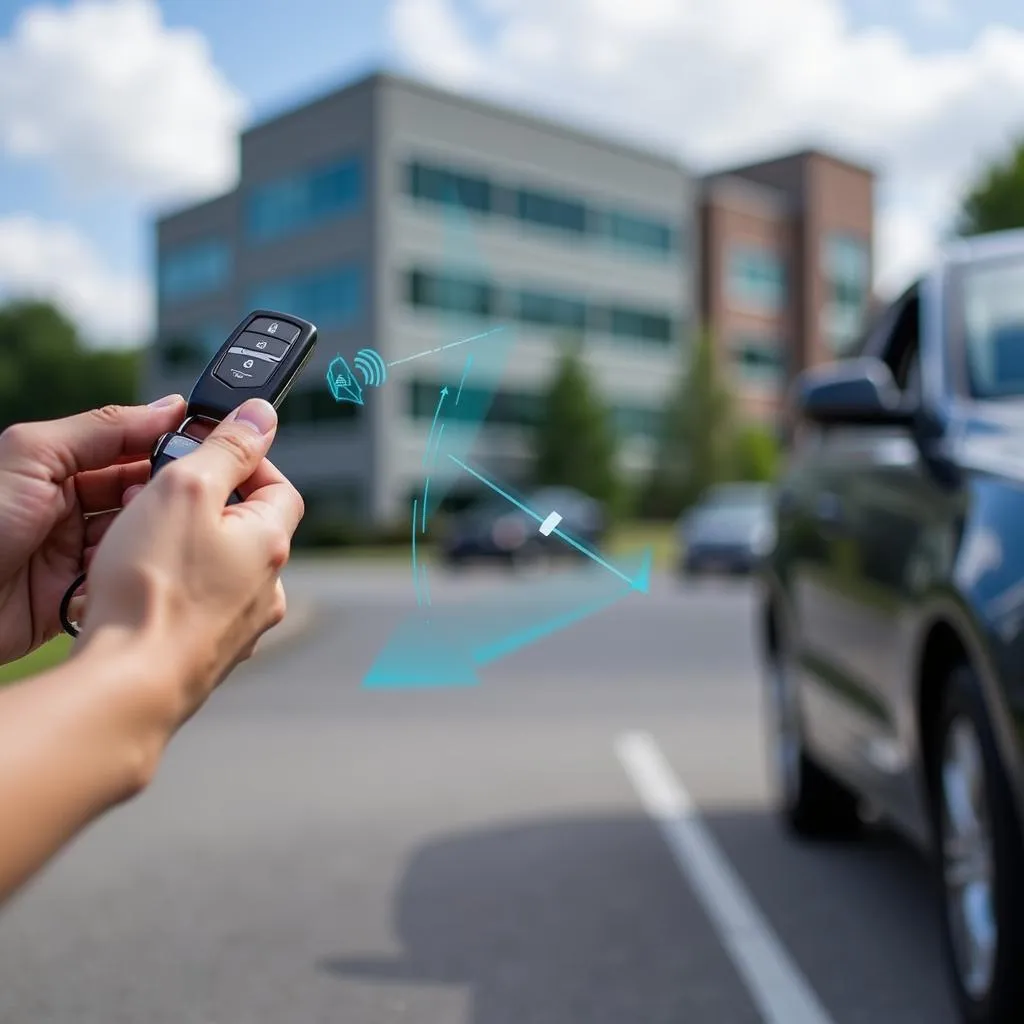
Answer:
[{"left": 615, "top": 731, "right": 837, "bottom": 1024}]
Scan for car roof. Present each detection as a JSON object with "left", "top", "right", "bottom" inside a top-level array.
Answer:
[{"left": 939, "top": 228, "right": 1024, "bottom": 269}]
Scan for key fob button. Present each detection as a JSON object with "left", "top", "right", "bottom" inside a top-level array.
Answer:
[
  {"left": 248, "top": 317, "right": 300, "bottom": 344},
  {"left": 235, "top": 331, "right": 290, "bottom": 359},
  {"left": 214, "top": 351, "right": 278, "bottom": 388}
]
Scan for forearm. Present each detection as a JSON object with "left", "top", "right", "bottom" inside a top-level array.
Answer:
[{"left": 0, "top": 629, "right": 178, "bottom": 903}]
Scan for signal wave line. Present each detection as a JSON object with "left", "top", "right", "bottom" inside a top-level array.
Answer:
[
  {"left": 447, "top": 454, "right": 634, "bottom": 587},
  {"left": 387, "top": 327, "right": 504, "bottom": 368}
]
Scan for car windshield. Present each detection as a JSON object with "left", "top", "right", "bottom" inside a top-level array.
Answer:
[{"left": 962, "top": 255, "right": 1024, "bottom": 398}]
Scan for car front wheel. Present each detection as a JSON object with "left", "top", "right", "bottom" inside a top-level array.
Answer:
[{"left": 932, "top": 666, "right": 1024, "bottom": 1024}]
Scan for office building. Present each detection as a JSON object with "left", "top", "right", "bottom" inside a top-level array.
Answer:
[
  {"left": 699, "top": 150, "right": 875, "bottom": 422},
  {"left": 149, "top": 72, "right": 696, "bottom": 526}
]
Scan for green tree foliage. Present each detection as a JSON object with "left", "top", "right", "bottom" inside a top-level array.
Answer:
[
  {"left": 957, "top": 140, "right": 1024, "bottom": 236},
  {"left": 0, "top": 300, "right": 141, "bottom": 432},
  {"left": 728, "top": 422, "right": 781, "bottom": 483},
  {"left": 644, "top": 328, "right": 734, "bottom": 516},
  {"left": 532, "top": 342, "right": 620, "bottom": 512}
]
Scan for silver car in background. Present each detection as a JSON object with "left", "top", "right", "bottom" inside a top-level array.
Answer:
[{"left": 676, "top": 483, "right": 775, "bottom": 577}]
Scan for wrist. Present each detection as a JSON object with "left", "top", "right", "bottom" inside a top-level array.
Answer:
[{"left": 68, "top": 624, "right": 186, "bottom": 799}]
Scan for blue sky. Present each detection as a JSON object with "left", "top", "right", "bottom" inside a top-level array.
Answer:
[{"left": 1, "top": 0, "right": 1024, "bottom": 344}]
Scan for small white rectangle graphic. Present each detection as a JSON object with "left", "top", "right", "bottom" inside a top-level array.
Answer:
[{"left": 538, "top": 511, "right": 562, "bottom": 536}]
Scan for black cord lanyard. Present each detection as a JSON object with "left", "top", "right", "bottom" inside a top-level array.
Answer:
[{"left": 59, "top": 572, "right": 88, "bottom": 639}]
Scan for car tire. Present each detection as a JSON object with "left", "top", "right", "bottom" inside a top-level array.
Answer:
[
  {"left": 929, "top": 665, "right": 1024, "bottom": 1024},
  {"left": 764, "top": 607, "right": 861, "bottom": 839}
]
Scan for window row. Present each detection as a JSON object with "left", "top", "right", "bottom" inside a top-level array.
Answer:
[
  {"left": 405, "top": 160, "right": 679, "bottom": 257},
  {"left": 406, "top": 268, "right": 676, "bottom": 344},
  {"left": 407, "top": 379, "right": 662, "bottom": 438}
]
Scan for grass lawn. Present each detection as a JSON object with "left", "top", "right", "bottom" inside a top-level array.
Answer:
[{"left": 0, "top": 634, "right": 73, "bottom": 686}]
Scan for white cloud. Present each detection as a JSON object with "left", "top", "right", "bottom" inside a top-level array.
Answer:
[
  {"left": 0, "top": 0, "right": 247, "bottom": 202},
  {"left": 389, "top": 0, "right": 1024, "bottom": 297},
  {"left": 0, "top": 215, "right": 149, "bottom": 346}
]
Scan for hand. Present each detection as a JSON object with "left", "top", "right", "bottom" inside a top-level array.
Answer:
[
  {"left": 0, "top": 396, "right": 188, "bottom": 664},
  {"left": 76, "top": 398, "right": 304, "bottom": 732}
]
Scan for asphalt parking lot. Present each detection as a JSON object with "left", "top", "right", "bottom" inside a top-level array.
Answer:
[{"left": 0, "top": 562, "right": 959, "bottom": 1024}]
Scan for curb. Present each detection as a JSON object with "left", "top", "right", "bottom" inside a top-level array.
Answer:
[{"left": 252, "top": 597, "right": 320, "bottom": 660}]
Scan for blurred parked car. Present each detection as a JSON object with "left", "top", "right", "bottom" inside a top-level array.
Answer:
[
  {"left": 440, "top": 486, "right": 606, "bottom": 568},
  {"left": 676, "top": 482, "right": 774, "bottom": 576},
  {"left": 759, "top": 228, "right": 1024, "bottom": 1024}
]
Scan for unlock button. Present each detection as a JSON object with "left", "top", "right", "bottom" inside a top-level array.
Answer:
[{"left": 214, "top": 350, "right": 277, "bottom": 388}]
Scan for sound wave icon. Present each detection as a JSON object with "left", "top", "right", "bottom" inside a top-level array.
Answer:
[{"left": 355, "top": 348, "right": 387, "bottom": 388}]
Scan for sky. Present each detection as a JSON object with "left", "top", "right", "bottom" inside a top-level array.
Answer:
[{"left": 1, "top": 0, "right": 1024, "bottom": 346}]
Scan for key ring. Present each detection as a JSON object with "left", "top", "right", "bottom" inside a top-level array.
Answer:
[{"left": 60, "top": 572, "right": 88, "bottom": 639}]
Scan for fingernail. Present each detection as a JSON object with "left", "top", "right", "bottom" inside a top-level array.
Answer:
[
  {"left": 148, "top": 393, "right": 182, "bottom": 408},
  {"left": 232, "top": 398, "right": 277, "bottom": 435}
]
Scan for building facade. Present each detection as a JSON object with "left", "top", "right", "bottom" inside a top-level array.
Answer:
[
  {"left": 699, "top": 150, "right": 875, "bottom": 422},
  {"left": 149, "top": 72, "right": 696, "bottom": 526}
]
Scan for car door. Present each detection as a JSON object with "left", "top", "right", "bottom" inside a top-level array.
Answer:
[
  {"left": 816, "top": 285, "right": 958, "bottom": 825},
  {"left": 786, "top": 296, "right": 912, "bottom": 784}
]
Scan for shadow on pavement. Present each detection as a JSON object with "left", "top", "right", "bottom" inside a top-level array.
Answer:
[{"left": 319, "top": 810, "right": 958, "bottom": 1024}]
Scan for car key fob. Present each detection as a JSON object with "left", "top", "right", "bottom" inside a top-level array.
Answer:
[{"left": 149, "top": 309, "right": 318, "bottom": 502}]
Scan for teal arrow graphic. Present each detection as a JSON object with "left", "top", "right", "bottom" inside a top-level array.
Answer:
[{"left": 362, "top": 550, "right": 652, "bottom": 689}]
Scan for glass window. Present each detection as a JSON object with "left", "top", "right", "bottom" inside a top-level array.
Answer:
[
  {"left": 247, "top": 158, "right": 362, "bottom": 242},
  {"left": 406, "top": 269, "right": 496, "bottom": 318},
  {"left": 406, "top": 162, "right": 491, "bottom": 213},
  {"left": 727, "top": 246, "right": 786, "bottom": 314},
  {"left": 605, "top": 212, "right": 674, "bottom": 255},
  {"left": 407, "top": 380, "right": 541, "bottom": 427},
  {"left": 961, "top": 256, "right": 1024, "bottom": 398},
  {"left": 613, "top": 405, "right": 662, "bottom": 438},
  {"left": 731, "top": 337, "right": 785, "bottom": 384},
  {"left": 823, "top": 234, "right": 871, "bottom": 353},
  {"left": 607, "top": 306, "right": 673, "bottom": 343},
  {"left": 159, "top": 240, "right": 230, "bottom": 303},
  {"left": 517, "top": 290, "right": 587, "bottom": 329},
  {"left": 517, "top": 189, "right": 587, "bottom": 234},
  {"left": 278, "top": 387, "right": 361, "bottom": 426},
  {"left": 158, "top": 323, "right": 227, "bottom": 369},
  {"left": 249, "top": 266, "right": 362, "bottom": 328}
]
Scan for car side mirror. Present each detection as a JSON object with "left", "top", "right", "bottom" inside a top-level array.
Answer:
[{"left": 795, "top": 357, "right": 916, "bottom": 427}]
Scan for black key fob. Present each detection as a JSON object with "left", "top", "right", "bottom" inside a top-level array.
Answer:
[{"left": 149, "top": 309, "right": 318, "bottom": 500}]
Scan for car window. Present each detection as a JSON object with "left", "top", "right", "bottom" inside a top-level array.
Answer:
[{"left": 960, "top": 255, "right": 1024, "bottom": 398}]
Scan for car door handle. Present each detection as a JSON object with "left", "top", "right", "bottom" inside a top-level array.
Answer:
[{"left": 814, "top": 491, "right": 845, "bottom": 528}]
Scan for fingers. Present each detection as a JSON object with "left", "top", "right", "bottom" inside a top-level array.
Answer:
[
  {"left": 166, "top": 399, "right": 277, "bottom": 507},
  {"left": 0, "top": 396, "right": 186, "bottom": 481},
  {"left": 75, "top": 460, "right": 152, "bottom": 515},
  {"left": 233, "top": 461, "right": 305, "bottom": 539}
]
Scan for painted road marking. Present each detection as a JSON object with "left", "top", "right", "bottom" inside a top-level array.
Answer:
[
  {"left": 539, "top": 511, "right": 562, "bottom": 536},
  {"left": 615, "top": 731, "right": 837, "bottom": 1024}
]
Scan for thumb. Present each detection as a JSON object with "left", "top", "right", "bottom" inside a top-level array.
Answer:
[{"left": 185, "top": 399, "right": 278, "bottom": 503}]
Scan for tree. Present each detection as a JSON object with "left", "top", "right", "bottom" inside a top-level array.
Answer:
[
  {"left": 0, "top": 300, "right": 141, "bottom": 432},
  {"left": 728, "top": 422, "right": 781, "bottom": 482},
  {"left": 532, "top": 342, "right": 620, "bottom": 511},
  {"left": 644, "top": 328, "right": 734, "bottom": 516},
  {"left": 957, "top": 139, "right": 1024, "bottom": 236}
]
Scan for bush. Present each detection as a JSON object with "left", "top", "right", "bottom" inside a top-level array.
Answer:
[{"left": 729, "top": 423, "right": 781, "bottom": 482}]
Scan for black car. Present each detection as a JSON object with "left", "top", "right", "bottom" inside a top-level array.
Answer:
[
  {"left": 440, "top": 486, "right": 606, "bottom": 568},
  {"left": 676, "top": 483, "right": 774, "bottom": 576},
  {"left": 760, "top": 229, "right": 1024, "bottom": 1024}
]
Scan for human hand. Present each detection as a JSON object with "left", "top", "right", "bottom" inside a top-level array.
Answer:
[
  {"left": 0, "top": 396, "right": 188, "bottom": 664},
  {"left": 76, "top": 398, "right": 303, "bottom": 733}
]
